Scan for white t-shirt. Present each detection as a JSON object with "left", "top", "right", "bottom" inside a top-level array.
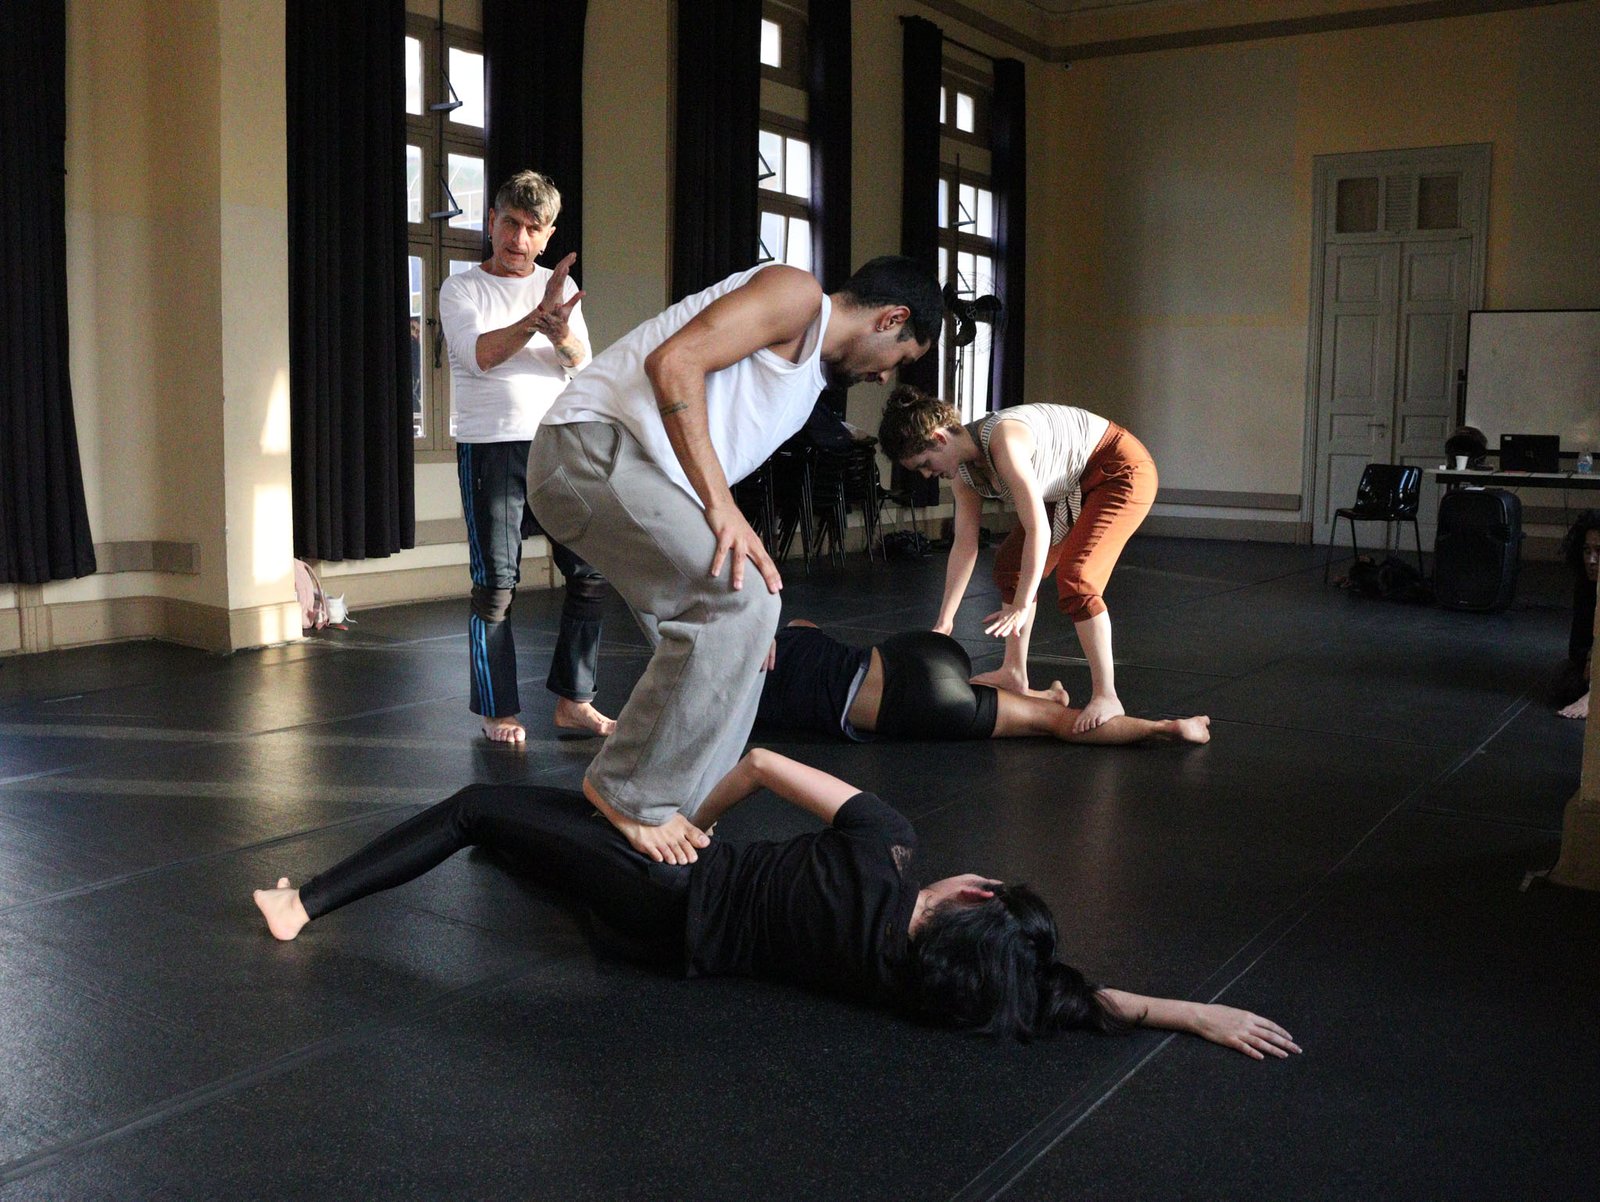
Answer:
[
  {"left": 542, "top": 264, "right": 829, "bottom": 504},
  {"left": 438, "top": 263, "right": 589, "bottom": 443}
]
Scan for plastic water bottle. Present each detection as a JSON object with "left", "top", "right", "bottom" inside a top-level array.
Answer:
[{"left": 1580, "top": 451, "right": 1595, "bottom": 474}]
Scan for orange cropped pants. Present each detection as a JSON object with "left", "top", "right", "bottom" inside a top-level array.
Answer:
[{"left": 993, "top": 423, "right": 1158, "bottom": 623}]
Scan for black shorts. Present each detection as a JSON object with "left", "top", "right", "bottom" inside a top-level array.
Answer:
[{"left": 872, "top": 631, "right": 998, "bottom": 741}]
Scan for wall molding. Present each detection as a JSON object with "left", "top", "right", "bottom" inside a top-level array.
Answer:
[
  {"left": 1140, "top": 513, "right": 1311, "bottom": 544},
  {"left": 1157, "top": 488, "right": 1302, "bottom": 511},
  {"left": 0, "top": 594, "right": 302, "bottom": 657},
  {"left": 91, "top": 541, "right": 201, "bottom": 575},
  {"left": 917, "top": 0, "right": 1578, "bottom": 64}
]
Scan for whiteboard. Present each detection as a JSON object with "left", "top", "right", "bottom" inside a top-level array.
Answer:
[{"left": 1464, "top": 309, "right": 1600, "bottom": 452}]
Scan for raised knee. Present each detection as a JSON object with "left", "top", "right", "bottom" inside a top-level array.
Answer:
[{"left": 471, "top": 585, "right": 515, "bottom": 624}]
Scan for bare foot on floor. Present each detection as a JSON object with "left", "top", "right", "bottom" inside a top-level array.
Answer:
[
  {"left": 583, "top": 778, "right": 710, "bottom": 865},
  {"left": 1559, "top": 691, "right": 1590, "bottom": 720},
  {"left": 253, "top": 877, "right": 310, "bottom": 941},
  {"left": 481, "top": 715, "right": 526, "bottom": 744},
  {"left": 554, "top": 698, "right": 616, "bottom": 737},
  {"left": 1174, "top": 715, "right": 1211, "bottom": 745}
]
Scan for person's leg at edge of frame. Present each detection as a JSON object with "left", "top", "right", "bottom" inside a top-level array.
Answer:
[{"left": 461, "top": 442, "right": 527, "bottom": 744}]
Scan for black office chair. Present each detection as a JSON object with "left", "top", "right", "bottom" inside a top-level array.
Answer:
[{"left": 1323, "top": 463, "right": 1425, "bottom": 583}]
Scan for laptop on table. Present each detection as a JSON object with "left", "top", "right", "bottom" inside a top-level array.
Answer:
[{"left": 1499, "top": 434, "right": 1561, "bottom": 473}]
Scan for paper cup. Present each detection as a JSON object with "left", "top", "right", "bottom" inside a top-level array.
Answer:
[{"left": 1452, "top": 455, "right": 1469, "bottom": 469}]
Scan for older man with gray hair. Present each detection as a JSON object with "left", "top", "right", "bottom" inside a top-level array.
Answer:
[{"left": 438, "top": 170, "right": 614, "bottom": 743}]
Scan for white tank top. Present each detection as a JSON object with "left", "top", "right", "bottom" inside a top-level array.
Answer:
[
  {"left": 542, "top": 264, "right": 830, "bottom": 506},
  {"left": 958, "top": 404, "right": 1111, "bottom": 545}
]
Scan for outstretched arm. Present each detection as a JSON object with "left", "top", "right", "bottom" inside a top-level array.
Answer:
[
  {"left": 644, "top": 265, "right": 823, "bottom": 595},
  {"left": 692, "top": 747, "right": 860, "bottom": 831},
  {"left": 984, "top": 422, "right": 1049, "bottom": 639},
  {"left": 933, "top": 478, "right": 984, "bottom": 633},
  {"left": 1096, "top": 988, "right": 1301, "bottom": 1060}
]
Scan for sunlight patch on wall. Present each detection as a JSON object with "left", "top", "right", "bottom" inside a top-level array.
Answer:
[
  {"left": 261, "top": 367, "right": 291, "bottom": 455},
  {"left": 253, "top": 483, "right": 294, "bottom": 586}
]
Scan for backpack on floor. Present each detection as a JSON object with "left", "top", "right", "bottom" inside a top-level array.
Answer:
[
  {"left": 1346, "top": 555, "right": 1433, "bottom": 604},
  {"left": 294, "top": 558, "right": 349, "bottom": 630}
]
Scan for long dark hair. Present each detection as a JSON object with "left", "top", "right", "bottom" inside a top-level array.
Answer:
[
  {"left": 1563, "top": 509, "right": 1600, "bottom": 575},
  {"left": 905, "top": 884, "right": 1131, "bottom": 1041}
]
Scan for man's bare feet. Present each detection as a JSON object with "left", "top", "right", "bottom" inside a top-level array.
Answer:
[
  {"left": 1072, "top": 694, "right": 1125, "bottom": 733},
  {"left": 1559, "top": 691, "right": 1590, "bottom": 720},
  {"left": 583, "top": 777, "right": 710, "bottom": 865},
  {"left": 554, "top": 698, "right": 616, "bottom": 737},
  {"left": 253, "top": 877, "right": 311, "bottom": 941},
  {"left": 1172, "top": 715, "right": 1211, "bottom": 745},
  {"left": 481, "top": 715, "right": 526, "bottom": 744}
]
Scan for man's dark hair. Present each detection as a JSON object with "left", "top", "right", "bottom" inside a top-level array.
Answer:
[{"left": 837, "top": 256, "right": 944, "bottom": 347}]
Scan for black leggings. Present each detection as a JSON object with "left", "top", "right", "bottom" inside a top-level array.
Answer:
[
  {"left": 873, "top": 631, "right": 999, "bottom": 741},
  {"left": 298, "top": 785, "right": 690, "bottom": 958}
]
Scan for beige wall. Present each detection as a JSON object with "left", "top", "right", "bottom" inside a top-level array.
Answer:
[
  {"left": 32, "top": 0, "right": 296, "bottom": 653},
  {"left": 13, "top": 0, "right": 1599, "bottom": 654},
  {"left": 1037, "top": 0, "right": 1600, "bottom": 525}
]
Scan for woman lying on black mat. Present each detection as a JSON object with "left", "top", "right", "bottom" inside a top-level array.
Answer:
[
  {"left": 759, "top": 620, "right": 1211, "bottom": 746},
  {"left": 253, "top": 750, "right": 1294, "bottom": 1057}
]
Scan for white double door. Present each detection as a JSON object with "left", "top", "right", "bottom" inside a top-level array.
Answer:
[{"left": 1312, "top": 235, "right": 1472, "bottom": 551}]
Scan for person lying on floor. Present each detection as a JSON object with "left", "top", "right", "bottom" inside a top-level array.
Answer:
[
  {"left": 758, "top": 620, "right": 1210, "bottom": 747},
  {"left": 253, "top": 750, "right": 1293, "bottom": 1057}
]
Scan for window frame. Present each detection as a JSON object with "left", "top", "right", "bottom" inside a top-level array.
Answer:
[
  {"left": 936, "top": 162, "right": 998, "bottom": 421},
  {"left": 756, "top": 3, "right": 812, "bottom": 272},
  {"left": 406, "top": 14, "right": 487, "bottom": 459},
  {"left": 760, "top": 1, "right": 809, "bottom": 90},
  {"left": 939, "top": 62, "right": 992, "bottom": 149}
]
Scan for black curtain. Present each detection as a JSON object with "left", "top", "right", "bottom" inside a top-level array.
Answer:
[
  {"left": 990, "top": 58, "right": 1027, "bottom": 410},
  {"left": 0, "top": 0, "right": 96, "bottom": 584},
  {"left": 809, "top": 0, "right": 852, "bottom": 415},
  {"left": 896, "top": 15, "right": 942, "bottom": 504},
  {"left": 672, "top": 0, "right": 761, "bottom": 302},
  {"left": 484, "top": 0, "right": 588, "bottom": 267},
  {"left": 287, "top": 0, "right": 414, "bottom": 561}
]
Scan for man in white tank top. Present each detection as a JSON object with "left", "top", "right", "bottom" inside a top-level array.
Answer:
[{"left": 529, "top": 256, "right": 943, "bottom": 864}]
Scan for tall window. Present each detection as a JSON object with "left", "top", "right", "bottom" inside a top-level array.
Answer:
[
  {"left": 937, "top": 61, "right": 997, "bottom": 422},
  {"left": 406, "top": 16, "right": 486, "bottom": 455},
  {"left": 757, "top": 3, "right": 811, "bottom": 270}
]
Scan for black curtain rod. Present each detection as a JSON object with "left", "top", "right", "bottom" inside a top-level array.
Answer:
[{"left": 897, "top": 14, "right": 1000, "bottom": 64}]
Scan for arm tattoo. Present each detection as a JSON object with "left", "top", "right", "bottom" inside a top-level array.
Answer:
[{"left": 658, "top": 401, "right": 689, "bottom": 418}]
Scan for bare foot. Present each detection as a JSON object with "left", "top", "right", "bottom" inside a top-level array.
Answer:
[
  {"left": 583, "top": 777, "right": 710, "bottom": 865},
  {"left": 1072, "top": 694, "right": 1125, "bottom": 733},
  {"left": 481, "top": 715, "right": 527, "bottom": 744},
  {"left": 554, "top": 698, "right": 616, "bottom": 737},
  {"left": 1559, "top": 691, "right": 1590, "bottom": 720},
  {"left": 1173, "top": 715, "right": 1211, "bottom": 745},
  {"left": 253, "top": 877, "right": 310, "bottom": 941},
  {"left": 1042, "top": 679, "right": 1071, "bottom": 708},
  {"left": 971, "top": 667, "right": 1032, "bottom": 695}
]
